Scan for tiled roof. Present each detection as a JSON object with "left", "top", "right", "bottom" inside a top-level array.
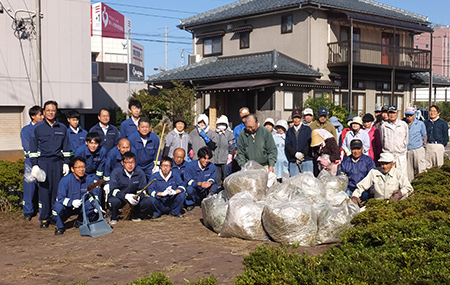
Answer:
[
  {"left": 146, "top": 50, "right": 321, "bottom": 84},
  {"left": 179, "top": 0, "right": 429, "bottom": 29},
  {"left": 412, "top": 72, "right": 450, "bottom": 86}
]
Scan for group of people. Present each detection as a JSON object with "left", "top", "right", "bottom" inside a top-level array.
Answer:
[{"left": 20, "top": 98, "right": 449, "bottom": 235}]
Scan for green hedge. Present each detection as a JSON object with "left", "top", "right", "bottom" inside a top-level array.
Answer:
[
  {"left": 0, "top": 158, "right": 24, "bottom": 211},
  {"left": 127, "top": 272, "right": 217, "bottom": 285},
  {"left": 235, "top": 160, "right": 450, "bottom": 284}
]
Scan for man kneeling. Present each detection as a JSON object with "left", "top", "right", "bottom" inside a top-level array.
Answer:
[
  {"left": 148, "top": 156, "right": 186, "bottom": 218},
  {"left": 108, "top": 151, "right": 153, "bottom": 224},
  {"left": 52, "top": 157, "right": 102, "bottom": 235}
]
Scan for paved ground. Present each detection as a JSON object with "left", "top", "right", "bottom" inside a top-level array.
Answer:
[{"left": 0, "top": 208, "right": 334, "bottom": 285}]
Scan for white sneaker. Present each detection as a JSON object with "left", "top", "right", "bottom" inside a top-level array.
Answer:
[
  {"left": 109, "top": 219, "right": 118, "bottom": 225},
  {"left": 132, "top": 218, "right": 142, "bottom": 222}
]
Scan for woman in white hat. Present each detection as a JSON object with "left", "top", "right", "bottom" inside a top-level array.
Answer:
[
  {"left": 342, "top": 116, "right": 371, "bottom": 157},
  {"left": 273, "top": 120, "right": 289, "bottom": 181}
]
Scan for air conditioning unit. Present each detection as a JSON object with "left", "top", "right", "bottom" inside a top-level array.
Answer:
[{"left": 188, "top": 54, "right": 201, "bottom": 65}]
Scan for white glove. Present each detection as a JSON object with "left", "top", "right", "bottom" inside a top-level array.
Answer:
[
  {"left": 72, "top": 199, "right": 82, "bottom": 208},
  {"left": 152, "top": 165, "right": 160, "bottom": 174},
  {"left": 103, "top": 184, "right": 110, "bottom": 196},
  {"left": 295, "top": 152, "right": 305, "bottom": 163},
  {"left": 63, "top": 164, "right": 70, "bottom": 176},
  {"left": 160, "top": 189, "right": 169, "bottom": 197},
  {"left": 125, "top": 193, "right": 139, "bottom": 206},
  {"left": 31, "top": 165, "right": 41, "bottom": 179},
  {"left": 343, "top": 147, "right": 351, "bottom": 156},
  {"left": 169, "top": 189, "right": 177, "bottom": 196}
]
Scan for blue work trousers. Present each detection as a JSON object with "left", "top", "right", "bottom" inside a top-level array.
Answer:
[
  {"left": 38, "top": 157, "right": 63, "bottom": 222},
  {"left": 23, "top": 162, "right": 38, "bottom": 215},
  {"left": 150, "top": 192, "right": 186, "bottom": 217},
  {"left": 52, "top": 201, "right": 97, "bottom": 229},
  {"left": 108, "top": 195, "right": 153, "bottom": 220},
  {"left": 185, "top": 184, "right": 218, "bottom": 206}
]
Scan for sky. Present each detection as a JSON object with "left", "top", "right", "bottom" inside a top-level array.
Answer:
[{"left": 97, "top": 0, "right": 450, "bottom": 78}]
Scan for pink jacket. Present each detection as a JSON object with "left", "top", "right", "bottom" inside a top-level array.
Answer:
[{"left": 367, "top": 125, "right": 382, "bottom": 162}]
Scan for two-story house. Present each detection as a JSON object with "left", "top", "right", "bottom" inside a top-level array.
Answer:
[{"left": 146, "top": 0, "right": 432, "bottom": 128}]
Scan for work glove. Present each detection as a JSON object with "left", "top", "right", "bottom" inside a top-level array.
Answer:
[
  {"left": 160, "top": 190, "right": 169, "bottom": 197},
  {"left": 343, "top": 147, "right": 351, "bottom": 157},
  {"left": 295, "top": 152, "right": 305, "bottom": 163},
  {"left": 63, "top": 164, "right": 70, "bottom": 176},
  {"left": 227, "top": 154, "right": 233, "bottom": 165},
  {"left": 72, "top": 199, "right": 82, "bottom": 209},
  {"left": 389, "top": 190, "right": 403, "bottom": 202},
  {"left": 125, "top": 193, "right": 139, "bottom": 206},
  {"left": 169, "top": 189, "right": 177, "bottom": 196},
  {"left": 31, "top": 165, "right": 46, "bottom": 182},
  {"left": 199, "top": 130, "right": 211, "bottom": 143},
  {"left": 103, "top": 184, "right": 110, "bottom": 196}
]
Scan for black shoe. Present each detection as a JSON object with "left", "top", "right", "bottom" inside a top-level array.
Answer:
[
  {"left": 73, "top": 220, "right": 82, "bottom": 229},
  {"left": 54, "top": 228, "right": 65, "bottom": 235},
  {"left": 40, "top": 220, "right": 50, "bottom": 228},
  {"left": 169, "top": 212, "right": 183, "bottom": 218},
  {"left": 185, "top": 205, "right": 195, "bottom": 211},
  {"left": 23, "top": 214, "right": 32, "bottom": 221}
]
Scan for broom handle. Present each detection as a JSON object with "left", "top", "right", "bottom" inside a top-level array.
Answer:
[
  {"left": 133, "top": 178, "right": 156, "bottom": 200},
  {"left": 154, "top": 123, "right": 167, "bottom": 167}
]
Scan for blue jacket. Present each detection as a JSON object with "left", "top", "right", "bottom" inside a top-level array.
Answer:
[
  {"left": 285, "top": 124, "right": 312, "bottom": 163},
  {"left": 128, "top": 132, "right": 160, "bottom": 171},
  {"left": 407, "top": 118, "right": 427, "bottom": 150},
  {"left": 425, "top": 118, "right": 449, "bottom": 147},
  {"left": 74, "top": 145, "right": 107, "bottom": 180},
  {"left": 67, "top": 127, "right": 88, "bottom": 154},
  {"left": 109, "top": 166, "right": 147, "bottom": 201},
  {"left": 89, "top": 123, "right": 121, "bottom": 152},
  {"left": 148, "top": 171, "right": 186, "bottom": 198},
  {"left": 172, "top": 159, "right": 187, "bottom": 184},
  {"left": 120, "top": 118, "right": 138, "bottom": 138},
  {"left": 30, "top": 120, "right": 71, "bottom": 165},
  {"left": 185, "top": 161, "right": 216, "bottom": 191},
  {"left": 273, "top": 134, "right": 288, "bottom": 179},
  {"left": 20, "top": 122, "right": 36, "bottom": 166},
  {"left": 55, "top": 173, "right": 100, "bottom": 207},
  {"left": 233, "top": 122, "right": 245, "bottom": 145},
  {"left": 338, "top": 154, "right": 376, "bottom": 192},
  {"left": 104, "top": 146, "right": 137, "bottom": 183}
]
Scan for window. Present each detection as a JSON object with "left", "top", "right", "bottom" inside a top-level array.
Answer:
[
  {"left": 240, "top": 32, "right": 250, "bottom": 49},
  {"left": 204, "top": 37, "right": 222, "bottom": 56},
  {"left": 284, "top": 91, "right": 302, "bottom": 111},
  {"left": 376, "top": 82, "right": 390, "bottom": 91},
  {"left": 353, "top": 81, "right": 365, "bottom": 90},
  {"left": 352, "top": 93, "right": 365, "bottom": 116},
  {"left": 281, "top": 15, "right": 293, "bottom": 34}
]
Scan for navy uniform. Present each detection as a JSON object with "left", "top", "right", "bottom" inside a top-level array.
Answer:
[
  {"left": 128, "top": 131, "right": 160, "bottom": 180},
  {"left": 52, "top": 173, "right": 101, "bottom": 229},
  {"left": 89, "top": 123, "right": 121, "bottom": 153},
  {"left": 74, "top": 144, "right": 107, "bottom": 181},
  {"left": 120, "top": 117, "right": 139, "bottom": 138},
  {"left": 20, "top": 122, "right": 38, "bottom": 217},
  {"left": 29, "top": 120, "right": 71, "bottom": 223},
  {"left": 109, "top": 165, "right": 153, "bottom": 221},
  {"left": 172, "top": 159, "right": 187, "bottom": 182},
  {"left": 185, "top": 160, "right": 217, "bottom": 206},
  {"left": 148, "top": 171, "right": 186, "bottom": 218},
  {"left": 67, "top": 126, "right": 88, "bottom": 155},
  {"left": 104, "top": 146, "right": 137, "bottom": 184}
]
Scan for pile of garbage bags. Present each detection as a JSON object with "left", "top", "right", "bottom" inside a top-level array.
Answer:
[{"left": 202, "top": 162, "right": 360, "bottom": 245}]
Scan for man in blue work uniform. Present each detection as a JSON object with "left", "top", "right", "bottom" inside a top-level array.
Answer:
[
  {"left": 128, "top": 117, "right": 160, "bottom": 181},
  {"left": 120, "top": 99, "right": 141, "bottom": 138},
  {"left": 89, "top": 108, "right": 121, "bottom": 152},
  {"left": 52, "top": 157, "right": 102, "bottom": 235},
  {"left": 184, "top": 147, "right": 217, "bottom": 211},
  {"left": 233, "top": 107, "right": 250, "bottom": 144},
  {"left": 21, "top": 105, "right": 44, "bottom": 221},
  {"left": 103, "top": 138, "right": 136, "bottom": 189},
  {"left": 74, "top": 132, "right": 107, "bottom": 181},
  {"left": 338, "top": 139, "right": 376, "bottom": 200},
  {"left": 172, "top": 148, "right": 187, "bottom": 182},
  {"left": 148, "top": 156, "right": 186, "bottom": 218},
  {"left": 424, "top": 105, "right": 449, "bottom": 168},
  {"left": 30, "top": 100, "right": 71, "bottom": 228},
  {"left": 108, "top": 151, "right": 153, "bottom": 224},
  {"left": 66, "top": 110, "right": 88, "bottom": 155}
]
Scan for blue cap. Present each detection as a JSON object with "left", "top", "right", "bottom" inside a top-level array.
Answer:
[
  {"left": 388, "top": 105, "right": 398, "bottom": 112},
  {"left": 346, "top": 114, "right": 355, "bottom": 122},
  {"left": 318, "top": 107, "right": 328, "bottom": 116}
]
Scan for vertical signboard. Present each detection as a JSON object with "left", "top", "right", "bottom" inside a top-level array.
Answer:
[{"left": 91, "top": 2, "right": 129, "bottom": 39}]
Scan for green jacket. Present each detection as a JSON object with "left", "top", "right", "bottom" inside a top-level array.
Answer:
[
  {"left": 237, "top": 126, "right": 277, "bottom": 167},
  {"left": 309, "top": 120, "right": 338, "bottom": 141}
]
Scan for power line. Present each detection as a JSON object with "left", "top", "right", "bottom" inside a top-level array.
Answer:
[
  {"left": 132, "top": 37, "right": 191, "bottom": 45},
  {"left": 115, "top": 10, "right": 185, "bottom": 20},
  {"left": 103, "top": 1, "right": 198, "bottom": 15},
  {"left": 91, "top": 28, "right": 191, "bottom": 40}
]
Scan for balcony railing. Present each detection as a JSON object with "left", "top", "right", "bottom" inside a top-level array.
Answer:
[{"left": 328, "top": 41, "right": 431, "bottom": 70}]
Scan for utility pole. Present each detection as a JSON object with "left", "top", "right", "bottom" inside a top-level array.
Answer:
[
  {"left": 165, "top": 26, "right": 168, "bottom": 71},
  {"left": 36, "top": 0, "right": 42, "bottom": 106}
]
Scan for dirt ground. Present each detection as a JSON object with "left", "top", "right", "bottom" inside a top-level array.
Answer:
[{"left": 0, "top": 208, "right": 334, "bottom": 285}]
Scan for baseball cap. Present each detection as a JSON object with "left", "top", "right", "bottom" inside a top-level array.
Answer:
[
  {"left": 291, "top": 109, "right": 302, "bottom": 118},
  {"left": 239, "top": 107, "right": 250, "bottom": 118},
  {"left": 405, "top": 107, "right": 416, "bottom": 115},
  {"left": 350, "top": 139, "right": 363, "bottom": 149},
  {"left": 374, "top": 105, "right": 382, "bottom": 112},
  {"left": 303, "top": 108, "right": 314, "bottom": 116},
  {"left": 378, "top": 152, "right": 395, "bottom": 163},
  {"left": 318, "top": 107, "right": 328, "bottom": 116},
  {"left": 362, "top": 113, "right": 375, "bottom": 123},
  {"left": 388, "top": 105, "right": 398, "bottom": 112}
]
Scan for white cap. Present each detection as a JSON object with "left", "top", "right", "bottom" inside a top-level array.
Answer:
[
  {"left": 350, "top": 116, "right": 363, "bottom": 126},
  {"left": 303, "top": 108, "right": 313, "bottom": 116},
  {"left": 216, "top": 115, "right": 229, "bottom": 126},
  {"left": 264, "top": 118, "right": 275, "bottom": 126},
  {"left": 275, "top": 120, "right": 288, "bottom": 131},
  {"left": 378, "top": 152, "right": 395, "bottom": 163}
]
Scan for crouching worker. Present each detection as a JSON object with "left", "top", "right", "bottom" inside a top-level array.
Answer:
[
  {"left": 351, "top": 152, "right": 413, "bottom": 205},
  {"left": 184, "top": 147, "right": 217, "bottom": 211},
  {"left": 52, "top": 157, "right": 102, "bottom": 235},
  {"left": 108, "top": 151, "right": 153, "bottom": 224},
  {"left": 148, "top": 156, "right": 186, "bottom": 218}
]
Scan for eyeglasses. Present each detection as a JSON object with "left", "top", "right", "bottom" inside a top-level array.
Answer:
[{"left": 73, "top": 166, "right": 86, "bottom": 169}]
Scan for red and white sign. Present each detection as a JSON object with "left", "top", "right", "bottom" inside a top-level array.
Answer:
[{"left": 91, "top": 2, "right": 131, "bottom": 39}]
